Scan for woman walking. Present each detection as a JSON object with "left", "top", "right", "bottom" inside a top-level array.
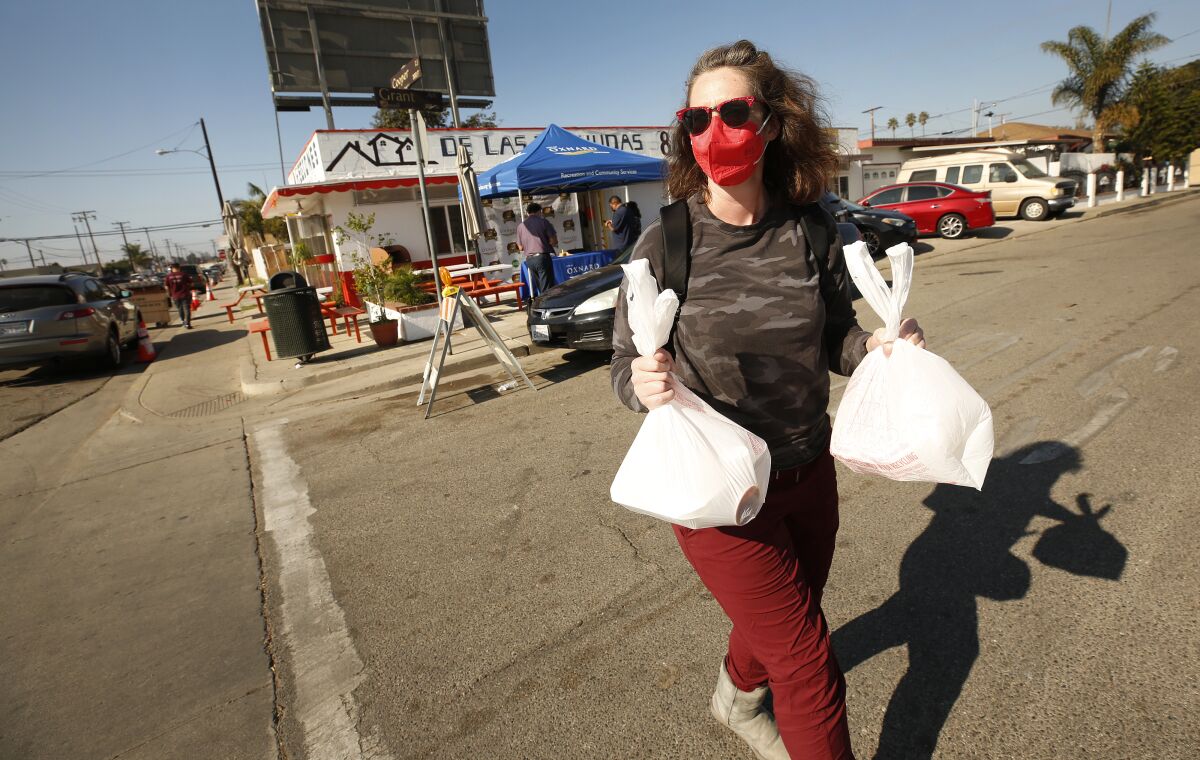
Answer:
[{"left": 611, "top": 40, "right": 924, "bottom": 759}]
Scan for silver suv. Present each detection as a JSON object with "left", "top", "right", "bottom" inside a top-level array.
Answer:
[{"left": 0, "top": 273, "right": 140, "bottom": 370}]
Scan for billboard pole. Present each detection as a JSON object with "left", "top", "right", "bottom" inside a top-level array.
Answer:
[
  {"left": 435, "top": 1, "right": 461, "bottom": 128},
  {"left": 306, "top": 7, "right": 336, "bottom": 129},
  {"left": 410, "top": 109, "right": 441, "bottom": 308}
]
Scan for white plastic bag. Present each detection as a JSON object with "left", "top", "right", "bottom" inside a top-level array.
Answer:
[
  {"left": 610, "top": 259, "right": 772, "bottom": 528},
  {"left": 830, "top": 241, "right": 994, "bottom": 489}
]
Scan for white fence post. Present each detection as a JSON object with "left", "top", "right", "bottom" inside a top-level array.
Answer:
[
  {"left": 1116, "top": 169, "right": 1125, "bottom": 202},
  {"left": 1086, "top": 172, "right": 1097, "bottom": 208},
  {"left": 1167, "top": 161, "right": 1175, "bottom": 192}
]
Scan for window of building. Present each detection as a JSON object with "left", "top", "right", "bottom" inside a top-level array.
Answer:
[{"left": 427, "top": 204, "right": 467, "bottom": 257}]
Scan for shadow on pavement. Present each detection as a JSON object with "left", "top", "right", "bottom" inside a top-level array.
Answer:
[
  {"left": 966, "top": 226, "right": 1015, "bottom": 241},
  {"left": 832, "top": 442, "right": 1127, "bottom": 759},
  {"left": 154, "top": 326, "right": 245, "bottom": 361},
  {"left": 0, "top": 353, "right": 148, "bottom": 388}
]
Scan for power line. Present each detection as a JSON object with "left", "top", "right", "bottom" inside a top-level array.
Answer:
[
  {"left": 1, "top": 218, "right": 223, "bottom": 243},
  {"left": 0, "top": 122, "right": 200, "bottom": 183}
]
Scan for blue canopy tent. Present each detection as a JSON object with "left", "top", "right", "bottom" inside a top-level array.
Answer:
[{"left": 476, "top": 124, "right": 665, "bottom": 198}]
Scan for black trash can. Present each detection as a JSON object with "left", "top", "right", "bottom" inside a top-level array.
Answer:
[
  {"left": 262, "top": 286, "right": 330, "bottom": 360},
  {"left": 269, "top": 270, "right": 308, "bottom": 290}
]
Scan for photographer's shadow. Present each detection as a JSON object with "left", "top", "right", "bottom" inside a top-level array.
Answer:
[{"left": 832, "top": 442, "right": 1127, "bottom": 759}]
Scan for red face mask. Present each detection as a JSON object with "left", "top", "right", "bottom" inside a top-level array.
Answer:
[{"left": 690, "top": 112, "right": 772, "bottom": 187}]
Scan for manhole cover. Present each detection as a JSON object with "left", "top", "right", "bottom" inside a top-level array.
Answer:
[{"left": 166, "top": 391, "right": 247, "bottom": 418}]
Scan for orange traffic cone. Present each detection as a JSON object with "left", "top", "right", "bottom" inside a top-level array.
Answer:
[
  {"left": 206, "top": 279, "right": 216, "bottom": 301},
  {"left": 136, "top": 318, "right": 157, "bottom": 363}
]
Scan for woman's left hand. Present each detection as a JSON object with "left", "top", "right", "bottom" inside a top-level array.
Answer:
[{"left": 867, "top": 317, "right": 926, "bottom": 357}]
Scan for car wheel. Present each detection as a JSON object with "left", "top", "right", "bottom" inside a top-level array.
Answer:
[
  {"left": 1021, "top": 198, "right": 1049, "bottom": 221},
  {"left": 99, "top": 329, "right": 122, "bottom": 369},
  {"left": 860, "top": 229, "right": 882, "bottom": 256},
  {"left": 937, "top": 214, "right": 967, "bottom": 239}
]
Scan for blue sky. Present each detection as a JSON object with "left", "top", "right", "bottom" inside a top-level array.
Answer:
[{"left": 2, "top": 0, "right": 1198, "bottom": 266}]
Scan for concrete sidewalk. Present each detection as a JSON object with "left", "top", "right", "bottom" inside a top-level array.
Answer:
[
  {"left": 238, "top": 295, "right": 536, "bottom": 398},
  {"left": 0, "top": 283, "right": 277, "bottom": 760}
]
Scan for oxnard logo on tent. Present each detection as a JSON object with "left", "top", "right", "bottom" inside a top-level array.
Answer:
[{"left": 546, "top": 146, "right": 608, "bottom": 156}]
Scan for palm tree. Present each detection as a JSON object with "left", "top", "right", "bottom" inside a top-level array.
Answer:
[
  {"left": 120, "top": 242, "right": 150, "bottom": 272},
  {"left": 886, "top": 117, "right": 899, "bottom": 138},
  {"left": 1041, "top": 13, "right": 1169, "bottom": 150},
  {"left": 918, "top": 111, "right": 930, "bottom": 136},
  {"left": 905, "top": 112, "right": 917, "bottom": 137}
]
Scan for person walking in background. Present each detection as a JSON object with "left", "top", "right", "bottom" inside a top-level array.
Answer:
[
  {"left": 611, "top": 40, "right": 924, "bottom": 759},
  {"left": 517, "top": 201, "right": 558, "bottom": 295},
  {"left": 164, "top": 263, "right": 193, "bottom": 329}
]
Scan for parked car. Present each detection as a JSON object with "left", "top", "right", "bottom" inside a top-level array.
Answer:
[
  {"left": 527, "top": 223, "right": 862, "bottom": 352},
  {"left": 0, "top": 273, "right": 140, "bottom": 370},
  {"left": 819, "top": 192, "right": 916, "bottom": 256},
  {"left": 858, "top": 182, "right": 996, "bottom": 240},
  {"left": 897, "top": 149, "right": 1076, "bottom": 221}
]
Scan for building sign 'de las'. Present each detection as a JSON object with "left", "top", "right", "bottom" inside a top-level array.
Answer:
[{"left": 288, "top": 127, "right": 673, "bottom": 186}]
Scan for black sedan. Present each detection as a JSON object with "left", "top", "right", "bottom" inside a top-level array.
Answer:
[
  {"left": 527, "top": 222, "right": 863, "bottom": 353},
  {"left": 820, "top": 192, "right": 916, "bottom": 257}
]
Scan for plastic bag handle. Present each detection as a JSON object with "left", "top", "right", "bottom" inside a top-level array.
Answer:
[{"left": 843, "top": 241, "right": 913, "bottom": 342}]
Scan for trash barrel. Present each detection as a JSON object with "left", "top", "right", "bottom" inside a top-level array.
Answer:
[
  {"left": 269, "top": 270, "right": 308, "bottom": 290},
  {"left": 262, "top": 286, "right": 330, "bottom": 360}
]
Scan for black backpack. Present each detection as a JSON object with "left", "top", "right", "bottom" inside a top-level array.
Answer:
[{"left": 658, "top": 197, "right": 834, "bottom": 309}]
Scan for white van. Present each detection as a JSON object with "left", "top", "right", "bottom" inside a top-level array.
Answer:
[{"left": 898, "top": 150, "right": 1077, "bottom": 221}]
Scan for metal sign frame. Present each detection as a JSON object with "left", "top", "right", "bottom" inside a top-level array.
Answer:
[{"left": 417, "top": 288, "right": 535, "bottom": 418}]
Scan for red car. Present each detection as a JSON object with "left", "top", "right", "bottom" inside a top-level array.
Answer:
[{"left": 857, "top": 182, "right": 995, "bottom": 240}]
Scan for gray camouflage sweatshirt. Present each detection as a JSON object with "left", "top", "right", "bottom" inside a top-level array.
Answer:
[{"left": 610, "top": 195, "right": 870, "bottom": 471}]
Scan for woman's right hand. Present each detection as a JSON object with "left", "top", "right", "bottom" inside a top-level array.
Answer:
[{"left": 631, "top": 349, "right": 676, "bottom": 410}]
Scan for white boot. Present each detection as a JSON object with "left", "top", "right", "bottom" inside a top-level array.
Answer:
[{"left": 710, "top": 661, "right": 790, "bottom": 759}]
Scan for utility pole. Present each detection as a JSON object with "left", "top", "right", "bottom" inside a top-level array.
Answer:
[
  {"left": 163, "top": 238, "right": 172, "bottom": 264},
  {"left": 862, "top": 106, "right": 882, "bottom": 142},
  {"left": 199, "top": 118, "right": 225, "bottom": 212},
  {"left": 38, "top": 249, "right": 46, "bottom": 267},
  {"left": 73, "top": 223, "right": 88, "bottom": 264},
  {"left": 22, "top": 239, "right": 36, "bottom": 269},
  {"left": 113, "top": 221, "right": 131, "bottom": 249},
  {"left": 72, "top": 211, "right": 101, "bottom": 270},
  {"left": 143, "top": 227, "right": 158, "bottom": 270}
]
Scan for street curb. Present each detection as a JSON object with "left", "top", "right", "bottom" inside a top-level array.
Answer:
[{"left": 238, "top": 332, "right": 533, "bottom": 397}]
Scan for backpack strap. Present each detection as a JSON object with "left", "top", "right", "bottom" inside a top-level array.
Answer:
[
  {"left": 795, "top": 202, "right": 833, "bottom": 290},
  {"left": 659, "top": 198, "right": 692, "bottom": 300}
]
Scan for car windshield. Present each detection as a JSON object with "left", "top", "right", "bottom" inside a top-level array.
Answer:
[
  {"left": 0, "top": 285, "right": 77, "bottom": 314},
  {"left": 1013, "top": 159, "right": 1049, "bottom": 179}
]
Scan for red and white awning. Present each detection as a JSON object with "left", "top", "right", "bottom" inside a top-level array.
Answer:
[{"left": 261, "top": 174, "right": 460, "bottom": 218}]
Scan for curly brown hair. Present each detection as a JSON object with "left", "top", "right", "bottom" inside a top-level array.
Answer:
[{"left": 666, "top": 40, "right": 839, "bottom": 205}]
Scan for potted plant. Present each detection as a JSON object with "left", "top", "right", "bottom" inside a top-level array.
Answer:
[
  {"left": 384, "top": 266, "right": 442, "bottom": 341},
  {"left": 350, "top": 253, "right": 399, "bottom": 347}
]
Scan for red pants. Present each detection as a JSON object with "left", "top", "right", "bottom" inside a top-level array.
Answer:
[{"left": 673, "top": 450, "right": 854, "bottom": 759}]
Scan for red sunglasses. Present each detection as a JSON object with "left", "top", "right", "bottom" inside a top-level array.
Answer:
[{"left": 676, "top": 96, "right": 763, "bottom": 136}]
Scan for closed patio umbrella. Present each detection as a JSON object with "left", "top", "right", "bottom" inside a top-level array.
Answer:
[{"left": 456, "top": 145, "right": 484, "bottom": 264}]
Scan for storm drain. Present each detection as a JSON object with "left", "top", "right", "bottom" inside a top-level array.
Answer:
[{"left": 166, "top": 391, "right": 247, "bottom": 418}]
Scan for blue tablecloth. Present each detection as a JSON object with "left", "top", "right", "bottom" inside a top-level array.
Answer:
[{"left": 519, "top": 249, "right": 618, "bottom": 300}]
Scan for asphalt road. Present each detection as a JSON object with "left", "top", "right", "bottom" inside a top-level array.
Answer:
[{"left": 250, "top": 195, "right": 1199, "bottom": 759}]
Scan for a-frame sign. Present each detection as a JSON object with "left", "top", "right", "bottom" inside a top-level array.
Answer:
[{"left": 417, "top": 286, "right": 535, "bottom": 418}]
